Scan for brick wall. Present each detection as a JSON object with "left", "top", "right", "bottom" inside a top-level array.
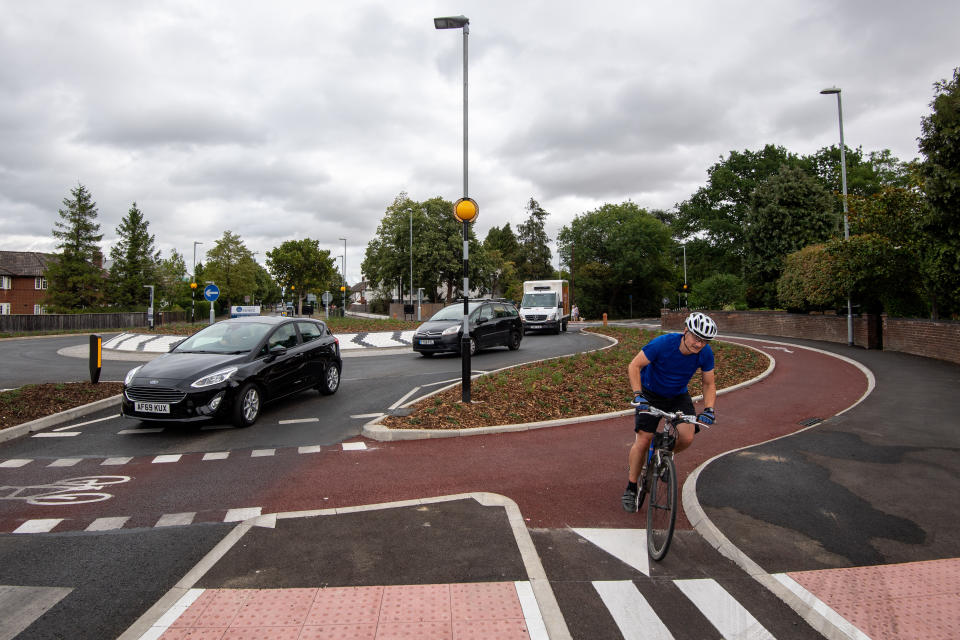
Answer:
[
  {"left": 883, "top": 316, "right": 960, "bottom": 364},
  {"left": 661, "top": 309, "right": 960, "bottom": 366}
]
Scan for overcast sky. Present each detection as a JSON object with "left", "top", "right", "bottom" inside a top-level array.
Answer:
[{"left": 2, "top": 0, "right": 957, "bottom": 285}]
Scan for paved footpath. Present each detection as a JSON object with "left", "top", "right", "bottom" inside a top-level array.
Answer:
[{"left": 5, "top": 328, "right": 958, "bottom": 639}]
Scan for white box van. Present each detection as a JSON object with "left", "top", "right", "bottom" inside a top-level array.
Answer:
[{"left": 520, "top": 280, "right": 570, "bottom": 334}]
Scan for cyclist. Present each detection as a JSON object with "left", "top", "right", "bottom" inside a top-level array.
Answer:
[{"left": 622, "top": 311, "right": 718, "bottom": 512}]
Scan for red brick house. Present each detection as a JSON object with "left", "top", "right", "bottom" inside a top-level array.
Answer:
[{"left": 0, "top": 251, "right": 55, "bottom": 315}]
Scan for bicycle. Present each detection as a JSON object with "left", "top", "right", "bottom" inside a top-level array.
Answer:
[{"left": 635, "top": 406, "right": 710, "bottom": 561}]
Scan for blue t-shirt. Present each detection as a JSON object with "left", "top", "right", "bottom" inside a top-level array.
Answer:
[{"left": 640, "top": 333, "right": 714, "bottom": 397}]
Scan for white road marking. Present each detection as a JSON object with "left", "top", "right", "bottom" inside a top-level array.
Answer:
[
  {"left": 389, "top": 386, "right": 421, "bottom": 410},
  {"left": 86, "top": 517, "right": 130, "bottom": 531},
  {"left": 350, "top": 413, "right": 384, "bottom": 419},
  {"left": 14, "top": 519, "right": 63, "bottom": 534},
  {"left": 32, "top": 432, "right": 80, "bottom": 438},
  {"left": 56, "top": 414, "right": 117, "bottom": 429},
  {"left": 592, "top": 581, "right": 673, "bottom": 640},
  {"left": 278, "top": 418, "right": 319, "bottom": 424},
  {"left": 297, "top": 445, "right": 323, "bottom": 454},
  {"left": 251, "top": 449, "right": 275, "bottom": 457},
  {"left": 342, "top": 442, "right": 367, "bottom": 451},
  {"left": 224, "top": 507, "right": 262, "bottom": 522},
  {"left": 155, "top": 512, "right": 196, "bottom": 527},
  {"left": 202, "top": 452, "right": 229, "bottom": 461},
  {"left": 673, "top": 578, "right": 774, "bottom": 640},
  {"left": 118, "top": 428, "right": 164, "bottom": 434},
  {"left": 151, "top": 454, "right": 182, "bottom": 464},
  {"left": 574, "top": 528, "right": 650, "bottom": 576},
  {"left": 101, "top": 457, "right": 133, "bottom": 466},
  {"left": 48, "top": 458, "right": 82, "bottom": 467},
  {"left": 0, "top": 459, "right": 32, "bottom": 468}
]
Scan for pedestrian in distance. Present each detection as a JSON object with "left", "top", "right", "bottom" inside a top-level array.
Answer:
[
  {"left": 572, "top": 304, "right": 580, "bottom": 322},
  {"left": 622, "top": 312, "right": 718, "bottom": 512}
]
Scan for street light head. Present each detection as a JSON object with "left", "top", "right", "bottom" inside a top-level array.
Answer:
[
  {"left": 820, "top": 87, "right": 841, "bottom": 95},
  {"left": 434, "top": 15, "right": 469, "bottom": 29}
]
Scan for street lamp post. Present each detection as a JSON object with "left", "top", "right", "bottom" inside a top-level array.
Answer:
[
  {"left": 339, "top": 237, "right": 347, "bottom": 314},
  {"left": 436, "top": 14, "right": 474, "bottom": 403},
  {"left": 192, "top": 241, "right": 203, "bottom": 323},
  {"left": 409, "top": 209, "right": 414, "bottom": 315},
  {"left": 820, "top": 87, "right": 853, "bottom": 347}
]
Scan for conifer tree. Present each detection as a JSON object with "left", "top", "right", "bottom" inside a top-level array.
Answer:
[{"left": 45, "top": 184, "right": 104, "bottom": 311}]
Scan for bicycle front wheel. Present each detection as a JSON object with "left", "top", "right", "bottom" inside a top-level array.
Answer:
[{"left": 646, "top": 455, "right": 677, "bottom": 561}]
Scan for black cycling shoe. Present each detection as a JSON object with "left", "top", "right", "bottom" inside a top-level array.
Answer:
[{"left": 622, "top": 487, "right": 639, "bottom": 513}]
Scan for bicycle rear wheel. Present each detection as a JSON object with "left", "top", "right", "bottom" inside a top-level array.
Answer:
[{"left": 646, "top": 455, "right": 677, "bottom": 561}]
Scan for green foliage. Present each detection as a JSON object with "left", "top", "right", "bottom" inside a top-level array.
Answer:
[
  {"left": 265, "top": 238, "right": 336, "bottom": 312},
  {"left": 156, "top": 250, "right": 190, "bottom": 310},
  {"left": 558, "top": 201, "right": 675, "bottom": 318},
  {"left": 484, "top": 223, "right": 521, "bottom": 299},
  {"left": 106, "top": 202, "right": 159, "bottom": 309},
  {"left": 361, "top": 192, "right": 489, "bottom": 304},
  {"left": 44, "top": 184, "right": 105, "bottom": 311},
  {"left": 918, "top": 67, "right": 960, "bottom": 318},
  {"left": 203, "top": 230, "right": 258, "bottom": 310},
  {"left": 689, "top": 274, "right": 747, "bottom": 310},
  {"left": 516, "top": 198, "right": 554, "bottom": 280},
  {"left": 744, "top": 166, "right": 836, "bottom": 307},
  {"left": 777, "top": 245, "right": 841, "bottom": 311}
]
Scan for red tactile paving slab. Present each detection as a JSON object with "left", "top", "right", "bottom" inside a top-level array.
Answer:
[
  {"left": 158, "top": 582, "right": 533, "bottom": 639},
  {"left": 788, "top": 558, "right": 960, "bottom": 640}
]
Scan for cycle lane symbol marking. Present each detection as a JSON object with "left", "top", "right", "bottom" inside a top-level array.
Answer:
[{"left": 0, "top": 475, "right": 132, "bottom": 506}]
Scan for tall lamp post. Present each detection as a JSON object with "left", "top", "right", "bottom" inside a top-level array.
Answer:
[
  {"left": 435, "top": 14, "right": 475, "bottom": 403},
  {"left": 192, "top": 241, "right": 203, "bottom": 323},
  {"left": 820, "top": 87, "right": 853, "bottom": 347},
  {"left": 339, "top": 237, "right": 347, "bottom": 314}
]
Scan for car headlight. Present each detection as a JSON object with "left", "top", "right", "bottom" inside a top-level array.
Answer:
[
  {"left": 191, "top": 367, "right": 239, "bottom": 388},
  {"left": 124, "top": 365, "right": 143, "bottom": 386},
  {"left": 442, "top": 324, "right": 461, "bottom": 336}
]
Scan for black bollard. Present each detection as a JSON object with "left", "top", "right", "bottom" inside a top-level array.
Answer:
[{"left": 89, "top": 334, "right": 102, "bottom": 384}]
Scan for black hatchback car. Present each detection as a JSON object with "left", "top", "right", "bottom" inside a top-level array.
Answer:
[
  {"left": 121, "top": 316, "right": 341, "bottom": 427},
  {"left": 412, "top": 300, "right": 522, "bottom": 357}
]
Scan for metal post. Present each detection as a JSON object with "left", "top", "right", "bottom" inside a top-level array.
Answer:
[
  {"left": 192, "top": 241, "right": 202, "bottom": 323},
  {"left": 410, "top": 209, "right": 414, "bottom": 312},
  {"left": 460, "top": 23, "right": 471, "bottom": 403},
  {"left": 822, "top": 87, "right": 853, "bottom": 346},
  {"left": 339, "top": 237, "right": 347, "bottom": 313}
]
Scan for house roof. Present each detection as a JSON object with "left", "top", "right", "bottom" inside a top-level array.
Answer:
[{"left": 0, "top": 251, "right": 55, "bottom": 277}]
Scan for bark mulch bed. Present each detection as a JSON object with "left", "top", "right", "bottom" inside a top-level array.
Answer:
[{"left": 0, "top": 382, "right": 122, "bottom": 431}]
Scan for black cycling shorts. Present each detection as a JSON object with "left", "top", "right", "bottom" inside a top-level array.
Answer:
[{"left": 634, "top": 387, "right": 698, "bottom": 434}]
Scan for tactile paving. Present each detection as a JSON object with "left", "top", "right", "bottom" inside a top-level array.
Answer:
[
  {"left": 159, "top": 582, "right": 532, "bottom": 639},
  {"left": 788, "top": 558, "right": 960, "bottom": 640}
]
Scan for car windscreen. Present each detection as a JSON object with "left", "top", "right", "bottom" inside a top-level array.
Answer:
[
  {"left": 429, "top": 302, "right": 481, "bottom": 321},
  {"left": 173, "top": 322, "right": 272, "bottom": 354},
  {"left": 521, "top": 292, "right": 556, "bottom": 307}
]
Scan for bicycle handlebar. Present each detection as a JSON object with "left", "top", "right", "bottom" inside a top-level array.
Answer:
[{"left": 638, "top": 405, "right": 712, "bottom": 429}]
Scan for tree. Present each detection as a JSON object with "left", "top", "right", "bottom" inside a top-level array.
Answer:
[
  {"left": 265, "top": 239, "right": 337, "bottom": 314},
  {"left": 777, "top": 245, "right": 841, "bottom": 311},
  {"left": 689, "top": 274, "right": 747, "bottom": 310},
  {"left": 254, "top": 263, "right": 282, "bottom": 307},
  {"left": 516, "top": 198, "right": 553, "bottom": 281},
  {"left": 743, "top": 166, "right": 836, "bottom": 307},
  {"left": 484, "top": 223, "right": 522, "bottom": 299},
  {"left": 156, "top": 250, "right": 190, "bottom": 311},
  {"left": 203, "top": 231, "right": 258, "bottom": 312},
  {"left": 44, "top": 184, "right": 105, "bottom": 311},
  {"left": 918, "top": 67, "right": 960, "bottom": 318},
  {"left": 362, "top": 193, "right": 488, "bottom": 304},
  {"left": 557, "top": 201, "right": 675, "bottom": 318},
  {"left": 107, "top": 202, "right": 160, "bottom": 310},
  {"left": 674, "top": 145, "right": 803, "bottom": 277}
]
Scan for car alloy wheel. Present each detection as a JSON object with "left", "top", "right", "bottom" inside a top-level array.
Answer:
[
  {"left": 232, "top": 382, "right": 262, "bottom": 427},
  {"left": 508, "top": 331, "right": 521, "bottom": 350},
  {"left": 320, "top": 363, "right": 341, "bottom": 395}
]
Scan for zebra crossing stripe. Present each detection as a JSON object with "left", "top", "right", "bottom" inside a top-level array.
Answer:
[
  {"left": 673, "top": 578, "right": 774, "bottom": 640},
  {"left": 14, "top": 519, "right": 63, "bottom": 534},
  {"left": 202, "top": 452, "right": 229, "bottom": 460},
  {"left": 224, "top": 507, "right": 262, "bottom": 522},
  {"left": 0, "top": 459, "right": 32, "bottom": 468},
  {"left": 155, "top": 512, "right": 196, "bottom": 527},
  {"left": 152, "top": 454, "right": 182, "bottom": 464},
  {"left": 592, "top": 580, "right": 673, "bottom": 640},
  {"left": 49, "top": 458, "right": 82, "bottom": 467},
  {"left": 102, "top": 457, "right": 133, "bottom": 466},
  {"left": 86, "top": 517, "right": 130, "bottom": 531}
]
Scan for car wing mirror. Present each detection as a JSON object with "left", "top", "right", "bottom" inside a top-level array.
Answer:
[
  {"left": 168, "top": 339, "right": 185, "bottom": 352},
  {"left": 267, "top": 345, "right": 287, "bottom": 360}
]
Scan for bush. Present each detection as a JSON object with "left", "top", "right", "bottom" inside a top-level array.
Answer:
[{"left": 689, "top": 274, "right": 746, "bottom": 309}]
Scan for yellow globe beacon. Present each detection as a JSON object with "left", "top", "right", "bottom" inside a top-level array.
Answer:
[{"left": 453, "top": 197, "right": 479, "bottom": 223}]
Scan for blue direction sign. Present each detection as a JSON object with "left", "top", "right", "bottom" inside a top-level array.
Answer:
[{"left": 203, "top": 284, "right": 220, "bottom": 302}]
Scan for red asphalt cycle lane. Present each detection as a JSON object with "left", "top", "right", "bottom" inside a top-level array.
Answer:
[{"left": 252, "top": 337, "right": 868, "bottom": 530}]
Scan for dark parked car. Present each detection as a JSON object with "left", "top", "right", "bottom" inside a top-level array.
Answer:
[
  {"left": 412, "top": 300, "right": 522, "bottom": 357},
  {"left": 121, "top": 316, "right": 341, "bottom": 427}
]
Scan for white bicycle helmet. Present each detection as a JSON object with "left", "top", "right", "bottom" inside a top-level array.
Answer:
[{"left": 685, "top": 312, "right": 718, "bottom": 341}]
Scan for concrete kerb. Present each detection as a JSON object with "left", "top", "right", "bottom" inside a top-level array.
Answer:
[
  {"left": 681, "top": 338, "right": 876, "bottom": 640},
  {"left": 119, "top": 492, "right": 572, "bottom": 640},
  {"left": 0, "top": 394, "right": 121, "bottom": 444},
  {"left": 361, "top": 332, "right": 775, "bottom": 442}
]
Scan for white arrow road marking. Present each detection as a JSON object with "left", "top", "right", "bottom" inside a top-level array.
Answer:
[{"left": 573, "top": 528, "right": 650, "bottom": 576}]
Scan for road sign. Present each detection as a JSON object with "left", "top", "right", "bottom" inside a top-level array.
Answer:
[
  {"left": 321, "top": 291, "right": 332, "bottom": 305},
  {"left": 203, "top": 284, "right": 220, "bottom": 302}
]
